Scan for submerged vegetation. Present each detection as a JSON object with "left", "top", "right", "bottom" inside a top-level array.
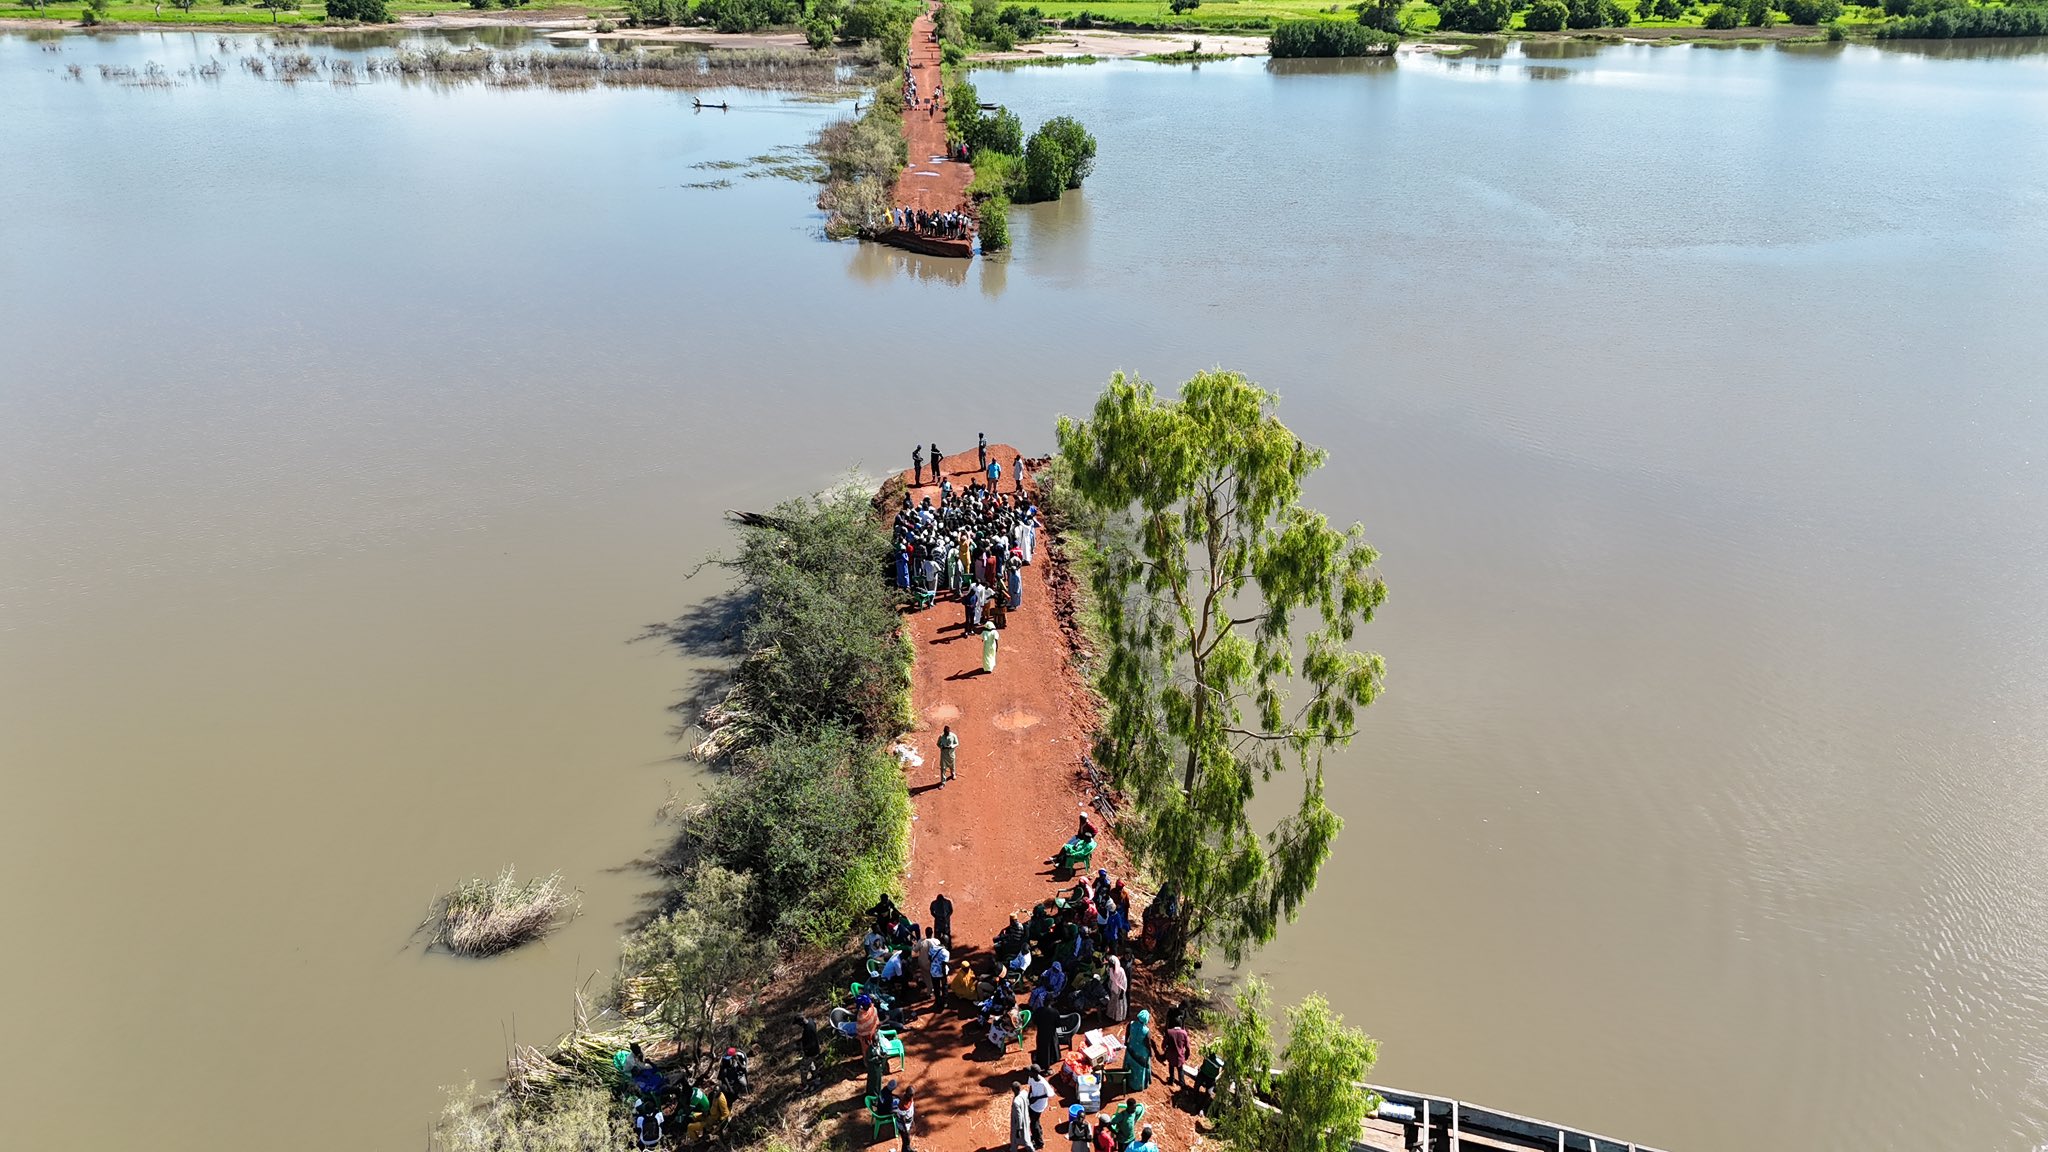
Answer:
[
  {"left": 433, "top": 868, "right": 581, "bottom": 957},
  {"left": 438, "top": 484, "right": 912, "bottom": 1146}
]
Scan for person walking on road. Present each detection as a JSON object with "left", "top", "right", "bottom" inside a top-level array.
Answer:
[
  {"left": 982, "top": 620, "right": 1000, "bottom": 674},
  {"left": 937, "top": 725, "right": 959, "bottom": 785},
  {"left": 1027, "top": 1065, "right": 1053, "bottom": 1149},
  {"left": 893, "top": 1084, "right": 917, "bottom": 1152}
]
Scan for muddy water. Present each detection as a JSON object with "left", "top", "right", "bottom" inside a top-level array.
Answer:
[{"left": 5, "top": 30, "right": 2048, "bottom": 1152}]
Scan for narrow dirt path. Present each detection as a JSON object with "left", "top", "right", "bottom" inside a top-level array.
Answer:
[
  {"left": 894, "top": 3, "right": 975, "bottom": 219},
  {"left": 867, "top": 444, "right": 1199, "bottom": 1152}
]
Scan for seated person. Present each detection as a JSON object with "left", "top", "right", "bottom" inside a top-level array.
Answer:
[
  {"left": 686, "top": 1089, "right": 730, "bottom": 1139},
  {"left": 987, "top": 1005, "right": 1022, "bottom": 1049},
  {"left": 977, "top": 972, "right": 1018, "bottom": 1021},
  {"left": 993, "top": 916, "right": 1029, "bottom": 965},
  {"left": 1047, "top": 815, "right": 1097, "bottom": 864}
]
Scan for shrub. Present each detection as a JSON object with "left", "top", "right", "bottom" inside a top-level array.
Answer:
[
  {"left": 623, "top": 0, "right": 684, "bottom": 25},
  {"left": 1653, "top": 0, "right": 1683, "bottom": 17},
  {"left": 1701, "top": 1, "right": 1737, "bottom": 22},
  {"left": 1438, "top": 0, "right": 1510, "bottom": 30},
  {"left": 996, "top": 2, "right": 1044, "bottom": 38},
  {"left": 1037, "top": 115, "right": 1096, "bottom": 188},
  {"left": 1269, "top": 18, "right": 1397, "bottom": 54},
  {"left": 689, "top": 728, "right": 910, "bottom": 945},
  {"left": 1354, "top": 0, "right": 1404, "bottom": 32},
  {"left": 326, "top": 0, "right": 390, "bottom": 19},
  {"left": 689, "top": 481, "right": 909, "bottom": 747},
  {"left": 842, "top": 0, "right": 914, "bottom": 58},
  {"left": 803, "top": 0, "right": 843, "bottom": 43},
  {"left": 992, "top": 24, "right": 1016, "bottom": 47},
  {"left": 1780, "top": 0, "right": 1837, "bottom": 21},
  {"left": 435, "top": 1083, "right": 626, "bottom": 1152},
  {"left": 698, "top": 0, "right": 801, "bottom": 32},
  {"left": 1523, "top": 0, "right": 1567, "bottom": 27},
  {"left": 970, "top": 106, "right": 1024, "bottom": 157},
  {"left": 978, "top": 194, "right": 1011, "bottom": 251},
  {"left": 618, "top": 866, "right": 776, "bottom": 1061},
  {"left": 1170, "top": 0, "right": 1200, "bottom": 11},
  {"left": 1022, "top": 128, "right": 1071, "bottom": 201},
  {"left": 1742, "top": 0, "right": 1771, "bottom": 23},
  {"left": 1878, "top": 4, "right": 2048, "bottom": 34},
  {"left": 1565, "top": 0, "right": 1624, "bottom": 27}
]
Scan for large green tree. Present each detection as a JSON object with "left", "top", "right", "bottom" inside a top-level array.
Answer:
[{"left": 1056, "top": 370, "right": 1385, "bottom": 966}]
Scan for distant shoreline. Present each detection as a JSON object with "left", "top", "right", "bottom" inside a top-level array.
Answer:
[{"left": 0, "top": 9, "right": 1848, "bottom": 49}]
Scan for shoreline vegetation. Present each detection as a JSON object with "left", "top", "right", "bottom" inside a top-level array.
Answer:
[
  {"left": 437, "top": 481, "right": 916, "bottom": 1148},
  {"left": 12, "top": 0, "right": 2048, "bottom": 42}
]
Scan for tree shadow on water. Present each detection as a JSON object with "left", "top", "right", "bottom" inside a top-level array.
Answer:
[{"left": 634, "top": 585, "right": 753, "bottom": 746}]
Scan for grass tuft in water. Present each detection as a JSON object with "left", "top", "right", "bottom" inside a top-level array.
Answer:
[{"left": 432, "top": 867, "right": 580, "bottom": 957}]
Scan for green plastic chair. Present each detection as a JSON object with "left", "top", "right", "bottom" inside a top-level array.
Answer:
[
  {"left": 878, "top": 1029, "right": 906, "bottom": 1071},
  {"left": 865, "top": 1095, "right": 899, "bottom": 1141}
]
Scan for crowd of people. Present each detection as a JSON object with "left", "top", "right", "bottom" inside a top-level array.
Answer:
[
  {"left": 606, "top": 437, "right": 1206, "bottom": 1151},
  {"left": 892, "top": 439, "right": 1039, "bottom": 676},
  {"left": 892, "top": 205, "right": 975, "bottom": 241},
  {"left": 610, "top": 1041, "right": 751, "bottom": 1149},
  {"left": 836, "top": 863, "right": 1197, "bottom": 1152}
]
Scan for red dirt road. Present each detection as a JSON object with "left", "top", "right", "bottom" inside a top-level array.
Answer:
[
  {"left": 894, "top": 4, "right": 975, "bottom": 219},
  {"left": 871, "top": 445, "right": 1199, "bottom": 1152}
]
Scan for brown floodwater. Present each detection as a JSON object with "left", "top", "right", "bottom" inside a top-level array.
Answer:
[{"left": 4, "top": 29, "right": 2048, "bottom": 1152}]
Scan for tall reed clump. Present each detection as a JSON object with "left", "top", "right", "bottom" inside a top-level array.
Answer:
[{"left": 434, "top": 867, "right": 581, "bottom": 957}]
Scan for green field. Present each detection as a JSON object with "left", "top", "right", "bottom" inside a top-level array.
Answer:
[{"left": 0, "top": 0, "right": 600, "bottom": 26}]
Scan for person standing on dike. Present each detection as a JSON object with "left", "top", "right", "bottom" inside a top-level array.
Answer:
[
  {"left": 1122, "top": 1009, "right": 1154, "bottom": 1092},
  {"left": 937, "top": 725, "right": 959, "bottom": 785},
  {"left": 929, "top": 890, "right": 954, "bottom": 950},
  {"left": 931, "top": 444, "right": 942, "bottom": 481},
  {"left": 1033, "top": 992, "right": 1059, "bottom": 1067},
  {"left": 982, "top": 620, "right": 1000, "bottom": 674},
  {"left": 1010, "top": 1081, "right": 1037, "bottom": 1152},
  {"left": 913, "top": 444, "right": 924, "bottom": 485},
  {"left": 978, "top": 432, "right": 987, "bottom": 471},
  {"left": 892, "top": 1084, "right": 917, "bottom": 1152}
]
